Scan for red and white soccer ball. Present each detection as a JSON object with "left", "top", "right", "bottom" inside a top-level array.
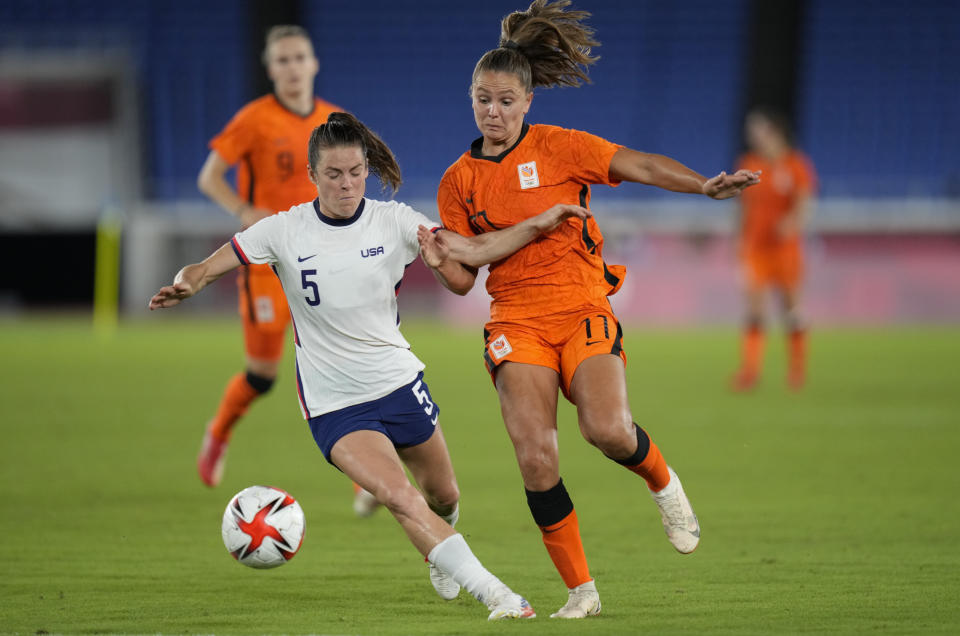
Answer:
[{"left": 221, "top": 485, "right": 305, "bottom": 569}]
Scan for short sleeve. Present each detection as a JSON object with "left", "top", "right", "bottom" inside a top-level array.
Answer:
[
  {"left": 437, "top": 166, "right": 477, "bottom": 237},
  {"left": 565, "top": 128, "right": 624, "bottom": 187},
  {"left": 393, "top": 203, "right": 439, "bottom": 262},
  {"left": 210, "top": 104, "right": 257, "bottom": 165},
  {"left": 232, "top": 214, "right": 282, "bottom": 265}
]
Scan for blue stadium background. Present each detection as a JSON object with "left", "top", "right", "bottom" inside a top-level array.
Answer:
[{"left": 2, "top": 0, "right": 957, "bottom": 203}]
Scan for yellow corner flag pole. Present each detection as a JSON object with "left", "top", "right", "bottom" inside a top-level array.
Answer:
[{"left": 93, "top": 206, "right": 122, "bottom": 337}]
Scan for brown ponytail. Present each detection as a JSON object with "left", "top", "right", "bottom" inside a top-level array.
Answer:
[
  {"left": 472, "top": 0, "right": 599, "bottom": 93},
  {"left": 307, "top": 112, "right": 403, "bottom": 195}
]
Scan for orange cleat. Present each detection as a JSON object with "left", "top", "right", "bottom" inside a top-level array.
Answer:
[
  {"left": 197, "top": 424, "right": 228, "bottom": 487},
  {"left": 730, "top": 369, "right": 758, "bottom": 392},
  {"left": 788, "top": 367, "right": 805, "bottom": 391}
]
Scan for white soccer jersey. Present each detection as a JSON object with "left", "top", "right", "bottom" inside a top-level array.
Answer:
[{"left": 231, "top": 197, "right": 440, "bottom": 418}]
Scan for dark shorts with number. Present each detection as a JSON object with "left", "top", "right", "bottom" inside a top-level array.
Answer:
[
  {"left": 307, "top": 372, "right": 440, "bottom": 465},
  {"left": 482, "top": 305, "right": 626, "bottom": 400}
]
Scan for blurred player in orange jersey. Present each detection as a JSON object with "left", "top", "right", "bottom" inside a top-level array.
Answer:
[
  {"left": 731, "top": 107, "right": 817, "bottom": 391},
  {"left": 193, "top": 26, "right": 349, "bottom": 490},
  {"left": 419, "top": 0, "right": 758, "bottom": 619}
]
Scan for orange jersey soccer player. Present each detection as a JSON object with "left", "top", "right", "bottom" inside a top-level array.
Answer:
[
  {"left": 731, "top": 107, "right": 817, "bottom": 391},
  {"left": 194, "top": 25, "right": 340, "bottom": 488},
  {"left": 418, "top": 0, "right": 758, "bottom": 619}
]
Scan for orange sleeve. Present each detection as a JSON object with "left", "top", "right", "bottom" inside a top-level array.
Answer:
[
  {"left": 209, "top": 104, "right": 258, "bottom": 165},
  {"left": 437, "top": 164, "right": 477, "bottom": 237},
  {"left": 563, "top": 128, "right": 624, "bottom": 186}
]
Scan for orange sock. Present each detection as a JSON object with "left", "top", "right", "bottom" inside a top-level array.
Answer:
[
  {"left": 609, "top": 424, "right": 671, "bottom": 492},
  {"left": 788, "top": 329, "right": 807, "bottom": 384},
  {"left": 624, "top": 440, "right": 671, "bottom": 492},
  {"left": 540, "top": 510, "right": 592, "bottom": 589},
  {"left": 741, "top": 325, "right": 765, "bottom": 376},
  {"left": 209, "top": 372, "right": 261, "bottom": 442},
  {"left": 526, "top": 479, "right": 592, "bottom": 589}
]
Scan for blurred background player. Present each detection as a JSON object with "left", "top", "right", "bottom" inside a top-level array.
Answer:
[
  {"left": 194, "top": 25, "right": 344, "bottom": 489},
  {"left": 731, "top": 107, "right": 817, "bottom": 391},
  {"left": 153, "top": 111, "right": 592, "bottom": 619},
  {"left": 427, "top": 0, "right": 758, "bottom": 619}
]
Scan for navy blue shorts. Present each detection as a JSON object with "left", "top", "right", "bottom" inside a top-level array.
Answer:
[{"left": 308, "top": 372, "right": 440, "bottom": 465}]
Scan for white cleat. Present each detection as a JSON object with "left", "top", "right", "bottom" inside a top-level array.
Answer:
[
  {"left": 486, "top": 592, "right": 536, "bottom": 620},
  {"left": 550, "top": 580, "right": 601, "bottom": 618},
  {"left": 650, "top": 466, "right": 700, "bottom": 554},
  {"left": 427, "top": 561, "right": 461, "bottom": 600},
  {"left": 352, "top": 487, "right": 380, "bottom": 518}
]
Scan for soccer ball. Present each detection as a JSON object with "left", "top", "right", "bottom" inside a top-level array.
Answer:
[{"left": 221, "top": 485, "right": 305, "bottom": 568}]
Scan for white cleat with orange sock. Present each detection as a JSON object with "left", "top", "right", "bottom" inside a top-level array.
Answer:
[
  {"left": 650, "top": 466, "right": 700, "bottom": 554},
  {"left": 550, "top": 579, "right": 601, "bottom": 618}
]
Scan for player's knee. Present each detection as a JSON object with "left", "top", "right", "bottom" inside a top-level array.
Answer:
[
  {"left": 245, "top": 370, "right": 275, "bottom": 394},
  {"left": 424, "top": 482, "right": 460, "bottom": 513},
  {"left": 378, "top": 481, "right": 423, "bottom": 517},
  {"left": 579, "top": 410, "right": 633, "bottom": 457},
  {"left": 515, "top": 445, "right": 560, "bottom": 490}
]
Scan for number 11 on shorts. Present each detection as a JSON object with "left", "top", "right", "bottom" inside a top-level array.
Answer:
[{"left": 582, "top": 314, "right": 609, "bottom": 345}]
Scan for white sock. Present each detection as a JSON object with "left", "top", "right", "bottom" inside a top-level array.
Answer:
[
  {"left": 440, "top": 503, "right": 459, "bottom": 528},
  {"left": 427, "top": 533, "right": 507, "bottom": 607}
]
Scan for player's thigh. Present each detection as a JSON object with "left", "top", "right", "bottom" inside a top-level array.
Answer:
[
  {"left": 397, "top": 425, "right": 459, "bottom": 509},
  {"left": 330, "top": 429, "right": 412, "bottom": 505},
  {"left": 494, "top": 360, "right": 562, "bottom": 490},
  {"left": 741, "top": 256, "right": 770, "bottom": 317},
  {"left": 562, "top": 311, "right": 634, "bottom": 455},
  {"left": 568, "top": 354, "right": 635, "bottom": 456}
]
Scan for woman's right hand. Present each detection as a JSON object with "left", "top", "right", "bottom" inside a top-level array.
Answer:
[
  {"left": 417, "top": 225, "right": 450, "bottom": 269},
  {"left": 149, "top": 281, "right": 195, "bottom": 310}
]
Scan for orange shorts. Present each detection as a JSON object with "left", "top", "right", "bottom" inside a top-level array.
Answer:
[
  {"left": 743, "top": 246, "right": 803, "bottom": 291},
  {"left": 237, "top": 264, "right": 290, "bottom": 361},
  {"left": 482, "top": 306, "right": 627, "bottom": 400}
]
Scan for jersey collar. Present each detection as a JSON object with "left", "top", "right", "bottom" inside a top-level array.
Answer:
[
  {"left": 470, "top": 123, "right": 530, "bottom": 163},
  {"left": 314, "top": 198, "right": 365, "bottom": 226},
  {"left": 271, "top": 93, "right": 317, "bottom": 119}
]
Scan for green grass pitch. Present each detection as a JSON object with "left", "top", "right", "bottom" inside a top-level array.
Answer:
[{"left": 1, "top": 317, "right": 958, "bottom": 635}]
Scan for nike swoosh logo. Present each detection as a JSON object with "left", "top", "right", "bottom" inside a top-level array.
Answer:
[
  {"left": 541, "top": 523, "right": 567, "bottom": 534},
  {"left": 431, "top": 415, "right": 439, "bottom": 426},
  {"left": 585, "top": 340, "right": 604, "bottom": 346},
  {"left": 297, "top": 254, "right": 317, "bottom": 262}
]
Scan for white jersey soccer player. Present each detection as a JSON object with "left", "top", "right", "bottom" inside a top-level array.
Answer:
[
  {"left": 149, "top": 112, "right": 589, "bottom": 620},
  {"left": 230, "top": 197, "right": 437, "bottom": 418}
]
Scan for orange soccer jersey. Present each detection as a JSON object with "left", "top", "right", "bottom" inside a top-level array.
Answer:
[
  {"left": 438, "top": 123, "right": 625, "bottom": 322},
  {"left": 738, "top": 150, "right": 816, "bottom": 253},
  {"left": 210, "top": 94, "right": 340, "bottom": 359},
  {"left": 210, "top": 93, "right": 341, "bottom": 215}
]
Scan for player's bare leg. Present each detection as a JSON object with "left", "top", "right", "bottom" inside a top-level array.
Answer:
[
  {"left": 779, "top": 286, "right": 807, "bottom": 390},
  {"left": 198, "top": 356, "right": 279, "bottom": 487},
  {"left": 331, "top": 430, "right": 534, "bottom": 619},
  {"left": 496, "top": 362, "right": 594, "bottom": 617},
  {"left": 399, "top": 426, "right": 462, "bottom": 600},
  {"left": 732, "top": 288, "right": 765, "bottom": 391},
  {"left": 571, "top": 354, "right": 700, "bottom": 555}
]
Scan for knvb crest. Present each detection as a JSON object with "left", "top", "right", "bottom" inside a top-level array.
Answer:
[{"left": 517, "top": 161, "right": 539, "bottom": 189}]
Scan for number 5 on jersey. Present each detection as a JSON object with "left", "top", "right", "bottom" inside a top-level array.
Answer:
[{"left": 301, "top": 269, "right": 320, "bottom": 306}]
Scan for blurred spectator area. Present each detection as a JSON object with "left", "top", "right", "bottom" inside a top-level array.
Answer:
[{"left": 0, "top": 0, "right": 958, "bottom": 322}]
